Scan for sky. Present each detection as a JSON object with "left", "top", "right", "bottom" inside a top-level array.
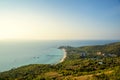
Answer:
[{"left": 0, "top": 0, "right": 120, "bottom": 40}]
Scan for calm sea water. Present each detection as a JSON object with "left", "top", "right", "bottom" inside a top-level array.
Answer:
[{"left": 0, "top": 40, "right": 119, "bottom": 72}]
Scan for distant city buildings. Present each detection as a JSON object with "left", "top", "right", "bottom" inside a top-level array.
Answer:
[
  {"left": 96, "top": 51, "right": 117, "bottom": 57},
  {"left": 80, "top": 52, "right": 86, "bottom": 58}
]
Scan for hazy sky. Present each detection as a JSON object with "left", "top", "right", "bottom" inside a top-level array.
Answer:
[{"left": 0, "top": 0, "right": 120, "bottom": 40}]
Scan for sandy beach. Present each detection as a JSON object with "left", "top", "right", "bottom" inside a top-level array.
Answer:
[{"left": 59, "top": 49, "right": 67, "bottom": 63}]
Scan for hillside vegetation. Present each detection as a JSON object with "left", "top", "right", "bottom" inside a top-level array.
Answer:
[{"left": 0, "top": 42, "right": 120, "bottom": 80}]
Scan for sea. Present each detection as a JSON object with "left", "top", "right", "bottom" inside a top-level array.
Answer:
[{"left": 0, "top": 40, "right": 119, "bottom": 72}]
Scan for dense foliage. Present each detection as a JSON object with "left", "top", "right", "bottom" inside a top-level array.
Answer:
[{"left": 0, "top": 42, "right": 120, "bottom": 80}]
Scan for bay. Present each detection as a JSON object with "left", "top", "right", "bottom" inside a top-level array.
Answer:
[{"left": 0, "top": 40, "right": 119, "bottom": 72}]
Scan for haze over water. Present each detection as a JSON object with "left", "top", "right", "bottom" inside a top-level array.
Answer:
[
  {"left": 0, "top": 40, "right": 119, "bottom": 72},
  {"left": 0, "top": 0, "right": 120, "bottom": 72}
]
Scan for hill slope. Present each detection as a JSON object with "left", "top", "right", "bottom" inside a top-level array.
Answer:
[{"left": 0, "top": 42, "right": 120, "bottom": 80}]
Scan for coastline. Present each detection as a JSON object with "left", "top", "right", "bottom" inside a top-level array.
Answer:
[{"left": 59, "top": 49, "right": 67, "bottom": 63}]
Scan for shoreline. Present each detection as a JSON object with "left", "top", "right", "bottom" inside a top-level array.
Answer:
[{"left": 59, "top": 49, "right": 67, "bottom": 63}]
